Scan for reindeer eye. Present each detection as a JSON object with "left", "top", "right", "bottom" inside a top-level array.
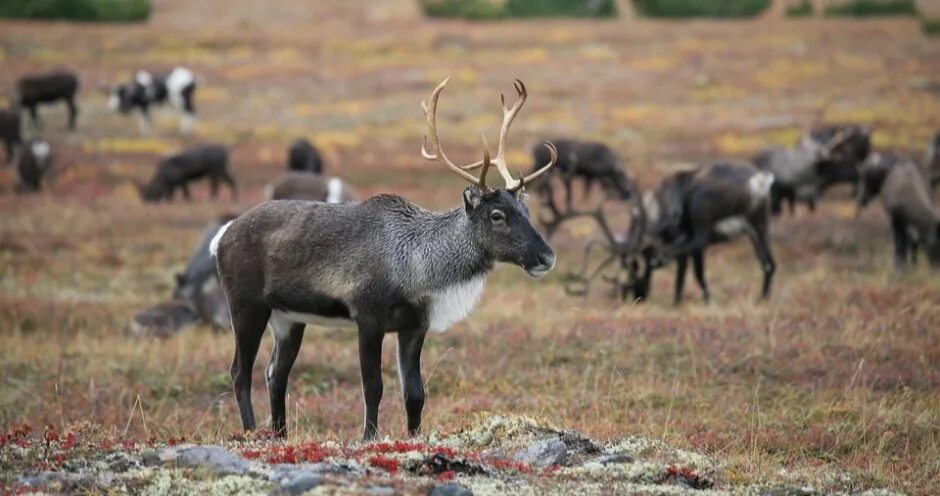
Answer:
[{"left": 490, "top": 210, "right": 506, "bottom": 223}]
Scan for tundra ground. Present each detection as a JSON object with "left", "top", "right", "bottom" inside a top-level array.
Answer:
[{"left": 1, "top": 5, "right": 939, "bottom": 495}]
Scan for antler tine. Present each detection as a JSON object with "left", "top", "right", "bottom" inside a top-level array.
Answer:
[
  {"left": 492, "top": 79, "right": 528, "bottom": 190},
  {"left": 512, "top": 141, "right": 558, "bottom": 192},
  {"left": 421, "top": 77, "right": 491, "bottom": 189},
  {"left": 820, "top": 128, "right": 852, "bottom": 158}
]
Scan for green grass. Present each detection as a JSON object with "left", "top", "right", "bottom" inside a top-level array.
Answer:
[
  {"left": 0, "top": 0, "right": 151, "bottom": 22},
  {"left": 823, "top": 0, "right": 916, "bottom": 17},
  {"left": 631, "top": 0, "right": 770, "bottom": 18},
  {"left": 419, "top": 0, "right": 617, "bottom": 20},
  {"left": 785, "top": 0, "right": 814, "bottom": 17}
]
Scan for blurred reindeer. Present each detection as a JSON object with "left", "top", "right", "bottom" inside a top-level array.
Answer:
[
  {"left": 857, "top": 153, "right": 940, "bottom": 270},
  {"left": 753, "top": 125, "right": 867, "bottom": 215},
  {"left": 530, "top": 138, "right": 634, "bottom": 237},
  {"left": 567, "top": 161, "right": 776, "bottom": 304}
]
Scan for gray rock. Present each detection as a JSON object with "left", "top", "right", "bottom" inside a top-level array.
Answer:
[
  {"left": 279, "top": 471, "right": 321, "bottom": 495},
  {"left": 368, "top": 486, "right": 396, "bottom": 495},
  {"left": 175, "top": 445, "right": 250, "bottom": 475},
  {"left": 513, "top": 437, "right": 568, "bottom": 468},
  {"left": 428, "top": 482, "right": 473, "bottom": 496}
]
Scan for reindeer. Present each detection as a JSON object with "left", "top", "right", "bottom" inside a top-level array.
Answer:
[
  {"left": 211, "top": 78, "right": 558, "bottom": 440},
  {"left": 136, "top": 144, "right": 236, "bottom": 202},
  {"left": 17, "top": 71, "right": 80, "bottom": 130},
  {"left": 15, "top": 140, "right": 54, "bottom": 194},
  {"left": 567, "top": 161, "right": 775, "bottom": 304},
  {"left": 0, "top": 107, "right": 22, "bottom": 164},
  {"left": 635, "top": 162, "right": 776, "bottom": 304},
  {"left": 753, "top": 126, "right": 858, "bottom": 215},
  {"left": 858, "top": 153, "right": 940, "bottom": 270},
  {"left": 174, "top": 215, "right": 237, "bottom": 329},
  {"left": 265, "top": 173, "right": 357, "bottom": 203},
  {"left": 925, "top": 132, "right": 940, "bottom": 187},
  {"left": 287, "top": 138, "right": 324, "bottom": 174},
  {"left": 530, "top": 138, "right": 634, "bottom": 238},
  {"left": 106, "top": 67, "right": 197, "bottom": 134}
]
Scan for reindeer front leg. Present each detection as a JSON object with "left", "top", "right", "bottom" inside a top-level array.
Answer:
[
  {"left": 397, "top": 326, "right": 427, "bottom": 436},
  {"left": 357, "top": 318, "right": 385, "bottom": 441}
]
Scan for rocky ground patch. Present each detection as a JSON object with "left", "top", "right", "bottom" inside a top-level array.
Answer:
[{"left": 1, "top": 415, "right": 903, "bottom": 495}]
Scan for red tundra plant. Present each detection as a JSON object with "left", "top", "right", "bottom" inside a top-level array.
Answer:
[{"left": 368, "top": 455, "right": 400, "bottom": 474}]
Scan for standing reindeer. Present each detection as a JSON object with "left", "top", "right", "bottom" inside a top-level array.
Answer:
[
  {"left": 753, "top": 126, "right": 859, "bottom": 215},
  {"left": 857, "top": 153, "right": 940, "bottom": 269},
  {"left": 212, "top": 78, "right": 558, "bottom": 440}
]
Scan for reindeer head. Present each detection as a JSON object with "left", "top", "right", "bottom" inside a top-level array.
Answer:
[{"left": 421, "top": 78, "right": 558, "bottom": 277}]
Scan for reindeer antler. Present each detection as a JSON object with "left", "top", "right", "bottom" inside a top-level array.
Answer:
[{"left": 422, "top": 78, "right": 556, "bottom": 192}]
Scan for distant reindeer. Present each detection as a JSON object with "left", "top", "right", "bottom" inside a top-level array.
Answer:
[
  {"left": 136, "top": 144, "right": 236, "bottom": 202},
  {"left": 754, "top": 125, "right": 864, "bottom": 215},
  {"left": 15, "top": 140, "right": 53, "bottom": 194},
  {"left": 211, "top": 78, "right": 557, "bottom": 439},
  {"left": 107, "top": 67, "right": 197, "bottom": 134},
  {"left": 174, "top": 215, "right": 237, "bottom": 329},
  {"left": 639, "top": 162, "right": 776, "bottom": 303},
  {"left": 0, "top": 107, "right": 22, "bottom": 164},
  {"left": 571, "top": 162, "right": 775, "bottom": 304},
  {"left": 858, "top": 153, "right": 940, "bottom": 270},
  {"left": 287, "top": 138, "right": 324, "bottom": 174},
  {"left": 17, "top": 71, "right": 80, "bottom": 130},
  {"left": 531, "top": 139, "right": 633, "bottom": 237},
  {"left": 265, "top": 173, "right": 357, "bottom": 203},
  {"left": 926, "top": 132, "right": 940, "bottom": 187}
]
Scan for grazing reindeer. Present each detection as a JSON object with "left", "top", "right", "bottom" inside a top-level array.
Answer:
[
  {"left": 15, "top": 140, "right": 53, "bottom": 194},
  {"left": 211, "top": 78, "right": 557, "bottom": 440},
  {"left": 858, "top": 153, "right": 940, "bottom": 269},
  {"left": 107, "top": 67, "right": 197, "bottom": 134},
  {"left": 287, "top": 138, "right": 324, "bottom": 174},
  {"left": 635, "top": 162, "right": 776, "bottom": 304},
  {"left": 0, "top": 107, "right": 22, "bottom": 164},
  {"left": 136, "top": 144, "right": 236, "bottom": 202},
  {"left": 753, "top": 127, "right": 856, "bottom": 215},
  {"left": 17, "top": 71, "right": 80, "bottom": 130},
  {"left": 174, "top": 215, "right": 237, "bottom": 329},
  {"left": 532, "top": 138, "right": 631, "bottom": 206},
  {"left": 265, "top": 173, "right": 357, "bottom": 203},
  {"left": 530, "top": 138, "right": 634, "bottom": 238}
]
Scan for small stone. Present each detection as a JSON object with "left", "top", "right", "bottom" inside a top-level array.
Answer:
[
  {"left": 593, "top": 454, "right": 634, "bottom": 466},
  {"left": 513, "top": 437, "right": 567, "bottom": 468},
  {"left": 279, "top": 471, "right": 321, "bottom": 495},
  {"left": 175, "top": 445, "right": 250, "bottom": 475},
  {"left": 428, "top": 482, "right": 473, "bottom": 496},
  {"left": 368, "top": 486, "right": 396, "bottom": 495}
]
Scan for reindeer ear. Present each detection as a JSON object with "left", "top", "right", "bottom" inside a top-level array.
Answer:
[{"left": 463, "top": 186, "right": 483, "bottom": 210}]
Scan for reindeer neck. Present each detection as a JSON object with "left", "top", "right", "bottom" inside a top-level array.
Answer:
[{"left": 396, "top": 205, "right": 492, "bottom": 293}]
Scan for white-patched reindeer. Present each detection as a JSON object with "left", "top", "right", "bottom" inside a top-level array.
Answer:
[
  {"left": 211, "top": 78, "right": 558, "bottom": 440},
  {"left": 107, "top": 67, "right": 197, "bottom": 134}
]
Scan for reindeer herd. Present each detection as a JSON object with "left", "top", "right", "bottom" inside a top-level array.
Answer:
[{"left": 4, "top": 65, "right": 940, "bottom": 439}]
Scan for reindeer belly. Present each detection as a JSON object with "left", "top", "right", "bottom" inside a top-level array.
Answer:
[
  {"left": 425, "top": 275, "right": 487, "bottom": 333},
  {"left": 713, "top": 216, "right": 750, "bottom": 238},
  {"left": 270, "top": 310, "right": 356, "bottom": 336}
]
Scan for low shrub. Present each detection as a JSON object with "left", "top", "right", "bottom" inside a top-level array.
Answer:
[
  {"left": 631, "top": 0, "right": 770, "bottom": 18},
  {"left": 420, "top": 0, "right": 617, "bottom": 20},
  {"left": 785, "top": 0, "right": 814, "bottom": 17},
  {"left": 823, "top": 0, "right": 917, "bottom": 17},
  {"left": 0, "top": 0, "right": 151, "bottom": 22},
  {"left": 922, "top": 18, "right": 940, "bottom": 36}
]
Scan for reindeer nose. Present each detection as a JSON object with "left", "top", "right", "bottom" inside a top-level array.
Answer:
[{"left": 538, "top": 251, "right": 556, "bottom": 269}]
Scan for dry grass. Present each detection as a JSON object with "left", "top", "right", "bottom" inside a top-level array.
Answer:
[{"left": 1, "top": 8, "right": 939, "bottom": 495}]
